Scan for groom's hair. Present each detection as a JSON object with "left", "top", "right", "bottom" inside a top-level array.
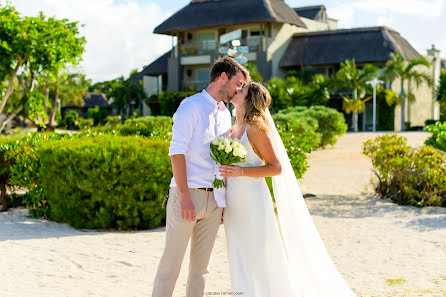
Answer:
[{"left": 209, "top": 56, "right": 250, "bottom": 83}]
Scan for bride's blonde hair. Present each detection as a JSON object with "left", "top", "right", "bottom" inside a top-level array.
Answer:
[{"left": 242, "top": 82, "right": 272, "bottom": 133}]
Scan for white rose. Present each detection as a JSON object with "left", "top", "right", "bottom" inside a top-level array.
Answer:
[
  {"left": 225, "top": 145, "right": 232, "bottom": 153},
  {"left": 212, "top": 139, "right": 219, "bottom": 145},
  {"left": 233, "top": 148, "right": 241, "bottom": 157},
  {"left": 224, "top": 138, "right": 231, "bottom": 146},
  {"left": 218, "top": 144, "right": 225, "bottom": 151}
]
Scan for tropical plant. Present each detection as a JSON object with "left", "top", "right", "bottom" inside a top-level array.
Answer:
[
  {"left": 424, "top": 121, "right": 446, "bottom": 151},
  {"left": 0, "top": 5, "right": 86, "bottom": 133},
  {"left": 245, "top": 62, "right": 263, "bottom": 83},
  {"left": 44, "top": 72, "right": 91, "bottom": 128},
  {"left": 266, "top": 70, "right": 332, "bottom": 113},
  {"left": 334, "top": 60, "right": 379, "bottom": 131},
  {"left": 363, "top": 134, "right": 446, "bottom": 207},
  {"left": 91, "top": 70, "right": 146, "bottom": 123},
  {"left": 382, "top": 52, "right": 433, "bottom": 131},
  {"left": 437, "top": 70, "right": 446, "bottom": 103}
]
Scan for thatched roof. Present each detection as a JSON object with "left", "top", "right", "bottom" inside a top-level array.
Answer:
[
  {"left": 154, "top": 0, "right": 306, "bottom": 35},
  {"left": 63, "top": 93, "right": 112, "bottom": 109},
  {"left": 293, "top": 5, "right": 326, "bottom": 20},
  {"left": 280, "top": 26, "right": 421, "bottom": 68},
  {"left": 131, "top": 50, "right": 171, "bottom": 85}
]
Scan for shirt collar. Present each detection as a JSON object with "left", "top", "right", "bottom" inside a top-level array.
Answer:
[{"left": 201, "top": 89, "right": 226, "bottom": 111}]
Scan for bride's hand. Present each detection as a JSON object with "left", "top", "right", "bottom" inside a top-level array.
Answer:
[{"left": 219, "top": 165, "right": 243, "bottom": 177}]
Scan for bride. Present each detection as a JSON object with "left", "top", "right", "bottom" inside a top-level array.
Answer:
[{"left": 219, "top": 82, "right": 356, "bottom": 297}]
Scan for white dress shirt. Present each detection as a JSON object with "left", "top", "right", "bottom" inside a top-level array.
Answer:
[{"left": 169, "top": 90, "right": 232, "bottom": 204}]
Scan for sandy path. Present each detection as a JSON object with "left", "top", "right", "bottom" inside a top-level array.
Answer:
[{"left": 1, "top": 132, "right": 445, "bottom": 297}]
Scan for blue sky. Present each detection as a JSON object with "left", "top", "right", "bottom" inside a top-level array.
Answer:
[{"left": 7, "top": 0, "right": 446, "bottom": 82}]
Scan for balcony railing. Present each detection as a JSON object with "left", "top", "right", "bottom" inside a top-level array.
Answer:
[
  {"left": 179, "top": 40, "right": 218, "bottom": 55},
  {"left": 182, "top": 80, "right": 209, "bottom": 91},
  {"left": 178, "top": 36, "right": 263, "bottom": 56}
]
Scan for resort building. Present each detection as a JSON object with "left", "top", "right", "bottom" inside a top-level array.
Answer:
[{"left": 135, "top": 0, "right": 441, "bottom": 131}]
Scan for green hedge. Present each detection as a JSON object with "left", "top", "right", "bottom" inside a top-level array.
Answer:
[
  {"left": 81, "top": 116, "right": 173, "bottom": 141},
  {"left": 119, "top": 116, "right": 172, "bottom": 140},
  {"left": 0, "top": 133, "right": 71, "bottom": 215},
  {"left": 0, "top": 135, "right": 23, "bottom": 210},
  {"left": 363, "top": 134, "right": 446, "bottom": 207},
  {"left": 38, "top": 135, "right": 171, "bottom": 230},
  {"left": 277, "top": 105, "right": 347, "bottom": 148},
  {"left": 424, "top": 121, "right": 446, "bottom": 151}
]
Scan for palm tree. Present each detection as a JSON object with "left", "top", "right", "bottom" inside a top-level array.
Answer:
[
  {"left": 383, "top": 52, "right": 433, "bottom": 131},
  {"left": 335, "top": 60, "right": 379, "bottom": 131}
]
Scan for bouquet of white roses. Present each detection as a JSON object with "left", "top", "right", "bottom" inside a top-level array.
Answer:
[{"left": 210, "top": 136, "right": 248, "bottom": 188}]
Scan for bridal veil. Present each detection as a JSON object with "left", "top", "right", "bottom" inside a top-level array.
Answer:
[{"left": 265, "top": 108, "right": 356, "bottom": 297}]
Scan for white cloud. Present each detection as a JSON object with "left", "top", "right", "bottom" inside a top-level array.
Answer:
[{"left": 8, "top": 0, "right": 174, "bottom": 82}]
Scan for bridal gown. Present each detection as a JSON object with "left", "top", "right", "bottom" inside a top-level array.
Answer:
[{"left": 223, "top": 131, "right": 302, "bottom": 297}]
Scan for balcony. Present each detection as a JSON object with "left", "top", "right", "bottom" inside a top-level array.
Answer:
[
  {"left": 179, "top": 40, "right": 218, "bottom": 56},
  {"left": 178, "top": 36, "right": 264, "bottom": 57},
  {"left": 182, "top": 80, "right": 209, "bottom": 91}
]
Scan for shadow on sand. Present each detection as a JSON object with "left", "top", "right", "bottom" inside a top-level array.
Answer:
[
  {"left": 0, "top": 208, "right": 166, "bottom": 242},
  {"left": 305, "top": 194, "right": 446, "bottom": 231}
]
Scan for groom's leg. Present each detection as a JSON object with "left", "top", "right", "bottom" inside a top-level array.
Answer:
[
  {"left": 152, "top": 187, "right": 196, "bottom": 297},
  {"left": 186, "top": 191, "right": 223, "bottom": 297}
]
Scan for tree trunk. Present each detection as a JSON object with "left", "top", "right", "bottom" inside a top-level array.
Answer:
[
  {"left": 0, "top": 181, "right": 7, "bottom": 212},
  {"left": 47, "top": 86, "right": 59, "bottom": 128},
  {"left": 44, "top": 80, "right": 50, "bottom": 114},
  {"left": 0, "top": 71, "right": 36, "bottom": 134},
  {"left": 120, "top": 108, "right": 124, "bottom": 124},
  {"left": 353, "top": 111, "right": 359, "bottom": 132},
  {"left": 0, "top": 104, "right": 24, "bottom": 134},
  {"left": 0, "top": 59, "right": 25, "bottom": 115},
  {"left": 400, "top": 80, "right": 406, "bottom": 131},
  {"left": 352, "top": 88, "right": 359, "bottom": 132}
]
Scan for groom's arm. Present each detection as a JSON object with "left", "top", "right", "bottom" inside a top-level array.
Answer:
[
  {"left": 171, "top": 154, "right": 196, "bottom": 222},
  {"left": 169, "top": 100, "right": 198, "bottom": 222}
]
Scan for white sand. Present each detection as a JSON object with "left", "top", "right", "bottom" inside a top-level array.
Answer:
[{"left": 1, "top": 131, "right": 445, "bottom": 297}]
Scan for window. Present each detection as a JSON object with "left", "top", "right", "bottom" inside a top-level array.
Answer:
[
  {"left": 197, "top": 32, "right": 216, "bottom": 50},
  {"left": 250, "top": 28, "right": 262, "bottom": 37},
  {"left": 197, "top": 68, "right": 210, "bottom": 82}
]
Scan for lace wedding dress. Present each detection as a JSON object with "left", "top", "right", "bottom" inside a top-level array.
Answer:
[{"left": 223, "top": 110, "right": 356, "bottom": 297}]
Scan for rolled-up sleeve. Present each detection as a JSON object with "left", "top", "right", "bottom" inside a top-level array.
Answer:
[{"left": 169, "top": 99, "right": 198, "bottom": 156}]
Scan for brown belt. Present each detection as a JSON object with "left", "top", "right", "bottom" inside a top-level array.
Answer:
[{"left": 197, "top": 187, "right": 213, "bottom": 192}]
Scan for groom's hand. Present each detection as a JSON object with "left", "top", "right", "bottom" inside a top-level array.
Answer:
[{"left": 179, "top": 192, "right": 196, "bottom": 222}]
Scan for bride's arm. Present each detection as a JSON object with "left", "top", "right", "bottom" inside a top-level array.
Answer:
[{"left": 219, "top": 124, "right": 282, "bottom": 178}]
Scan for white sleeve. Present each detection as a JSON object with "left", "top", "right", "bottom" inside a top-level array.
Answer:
[{"left": 168, "top": 100, "right": 198, "bottom": 156}]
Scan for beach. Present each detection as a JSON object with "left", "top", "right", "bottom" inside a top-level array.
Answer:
[{"left": 1, "top": 132, "right": 445, "bottom": 297}]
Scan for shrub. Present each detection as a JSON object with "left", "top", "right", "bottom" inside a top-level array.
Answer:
[
  {"left": 3, "top": 133, "right": 71, "bottom": 217},
  {"left": 277, "top": 105, "right": 347, "bottom": 147},
  {"left": 158, "top": 91, "right": 197, "bottom": 117},
  {"left": 0, "top": 135, "right": 23, "bottom": 210},
  {"left": 38, "top": 135, "right": 172, "bottom": 230},
  {"left": 119, "top": 116, "right": 172, "bottom": 140},
  {"left": 272, "top": 113, "right": 321, "bottom": 179},
  {"left": 87, "top": 106, "right": 110, "bottom": 125},
  {"left": 81, "top": 116, "right": 173, "bottom": 141},
  {"left": 78, "top": 117, "right": 94, "bottom": 130},
  {"left": 58, "top": 110, "right": 79, "bottom": 130},
  {"left": 363, "top": 134, "right": 446, "bottom": 207},
  {"left": 104, "top": 115, "right": 121, "bottom": 127},
  {"left": 424, "top": 121, "right": 446, "bottom": 151}
]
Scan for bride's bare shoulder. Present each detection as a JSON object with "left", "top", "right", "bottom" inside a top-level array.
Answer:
[{"left": 246, "top": 123, "right": 269, "bottom": 139}]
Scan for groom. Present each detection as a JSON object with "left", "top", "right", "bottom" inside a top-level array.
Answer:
[{"left": 152, "top": 56, "right": 250, "bottom": 297}]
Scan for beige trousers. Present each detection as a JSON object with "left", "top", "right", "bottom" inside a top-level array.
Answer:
[{"left": 152, "top": 187, "right": 223, "bottom": 297}]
